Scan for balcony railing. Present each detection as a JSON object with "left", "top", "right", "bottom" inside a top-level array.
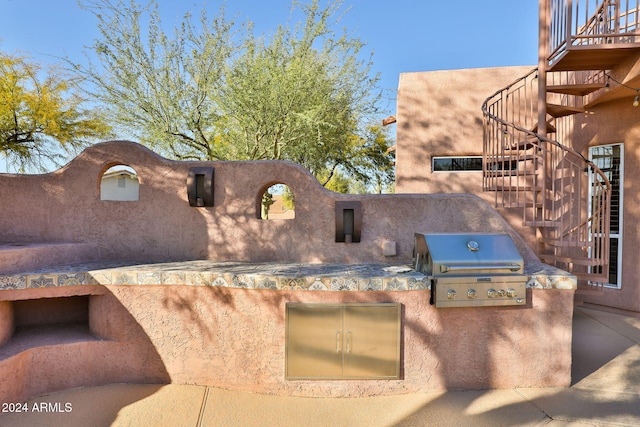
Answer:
[{"left": 549, "top": 0, "right": 640, "bottom": 67}]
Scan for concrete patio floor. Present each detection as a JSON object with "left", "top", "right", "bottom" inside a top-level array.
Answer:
[{"left": 2, "top": 304, "right": 640, "bottom": 426}]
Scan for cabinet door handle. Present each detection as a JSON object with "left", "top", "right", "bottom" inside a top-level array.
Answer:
[
  {"left": 346, "top": 330, "right": 352, "bottom": 353},
  {"left": 336, "top": 331, "right": 341, "bottom": 353}
]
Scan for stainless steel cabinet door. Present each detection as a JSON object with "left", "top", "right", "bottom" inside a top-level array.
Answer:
[
  {"left": 285, "top": 303, "right": 401, "bottom": 380},
  {"left": 342, "top": 305, "right": 401, "bottom": 379},
  {"left": 285, "top": 305, "right": 344, "bottom": 379}
]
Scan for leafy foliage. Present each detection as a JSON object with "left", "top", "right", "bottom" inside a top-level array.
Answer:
[
  {"left": 75, "top": 0, "right": 234, "bottom": 161},
  {"left": 75, "top": 0, "right": 394, "bottom": 190},
  {"left": 0, "top": 52, "right": 111, "bottom": 172}
]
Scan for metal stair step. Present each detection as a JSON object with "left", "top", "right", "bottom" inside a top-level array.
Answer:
[
  {"left": 546, "top": 103, "right": 584, "bottom": 118},
  {"left": 539, "top": 254, "right": 603, "bottom": 266},
  {"left": 576, "top": 271, "right": 609, "bottom": 284},
  {"left": 495, "top": 185, "right": 544, "bottom": 192},
  {"left": 539, "top": 237, "right": 593, "bottom": 247},
  {"left": 506, "top": 136, "right": 540, "bottom": 150},
  {"left": 485, "top": 170, "right": 537, "bottom": 177},
  {"left": 546, "top": 83, "right": 604, "bottom": 96},
  {"left": 524, "top": 220, "right": 560, "bottom": 228},
  {"left": 531, "top": 121, "right": 557, "bottom": 134}
]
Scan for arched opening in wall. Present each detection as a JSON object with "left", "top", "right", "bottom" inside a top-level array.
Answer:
[
  {"left": 259, "top": 184, "right": 295, "bottom": 220},
  {"left": 100, "top": 165, "right": 140, "bottom": 201}
]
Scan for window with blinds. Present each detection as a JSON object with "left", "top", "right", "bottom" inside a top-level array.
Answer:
[{"left": 590, "top": 144, "right": 623, "bottom": 288}]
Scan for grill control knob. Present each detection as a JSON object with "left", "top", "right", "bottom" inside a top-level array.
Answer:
[
  {"left": 506, "top": 288, "right": 518, "bottom": 298},
  {"left": 447, "top": 289, "right": 457, "bottom": 299},
  {"left": 467, "top": 289, "right": 477, "bottom": 299},
  {"left": 487, "top": 288, "right": 498, "bottom": 298},
  {"left": 498, "top": 289, "right": 506, "bottom": 297}
]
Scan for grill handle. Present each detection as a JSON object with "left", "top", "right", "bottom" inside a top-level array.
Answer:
[{"left": 440, "top": 264, "right": 521, "bottom": 273}]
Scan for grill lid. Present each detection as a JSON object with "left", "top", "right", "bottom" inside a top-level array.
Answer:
[{"left": 414, "top": 233, "right": 524, "bottom": 276}]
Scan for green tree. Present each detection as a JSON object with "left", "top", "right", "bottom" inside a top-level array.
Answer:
[
  {"left": 75, "top": 0, "right": 234, "bottom": 161},
  {"left": 328, "top": 124, "right": 395, "bottom": 190},
  {"left": 0, "top": 52, "right": 111, "bottom": 172},
  {"left": 315, "top": 124, "right": 395, "bottom": 193},
  {"left": 218, "top": 1, "right": 386, "bottom": 177},
  {"left": 325, "top": 172, "right": 351, "bottom": 193},
  {"left": 75, "top": 0, "right": 394, "bottom": 190}
]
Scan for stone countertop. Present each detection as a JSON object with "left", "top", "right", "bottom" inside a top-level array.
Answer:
[
  {"left": 0, "top": 261, "right": 430, "bottom": 292},
  {"left": 0, "top": 260, "right": 576, "bottom": 292},
  {"left": 524, "top": 261, "right": 577, "bottom": 290}
]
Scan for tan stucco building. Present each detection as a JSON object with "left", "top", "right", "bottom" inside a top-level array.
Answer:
[{"left": 396, "top": 1, "right": 640, "bottom": 312}]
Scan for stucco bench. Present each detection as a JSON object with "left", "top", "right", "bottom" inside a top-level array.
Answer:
[{"left": 0, "top": 242, "right": 100, "bottom": 276}]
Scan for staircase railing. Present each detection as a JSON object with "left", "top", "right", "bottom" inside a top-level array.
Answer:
[
  {"left": 482, "top": 68, "right": 611, "bottom": 284},
  {"left": 550, "top": 0, "right": 640, "bottom": 65}
]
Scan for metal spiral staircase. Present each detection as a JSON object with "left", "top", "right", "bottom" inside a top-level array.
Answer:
[
  {"left": 481, "top": 0, "right": 640, "bottom": 289},
  {"left": 482, "top": 69, "right": 610, "bottom": 289}
]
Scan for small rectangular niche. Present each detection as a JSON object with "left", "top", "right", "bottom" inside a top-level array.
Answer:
[
  {"left": 0, "top": 296, "right": 99, "bottom": 359},
  {"left": 187, "top": 167, "right": 215, "bottom": 207},
  {"left": 13, "top": 296, "right": 89, "bottom": 328},
  {"left": 335, "top": 201, "right": 362, "bottom": 243}
]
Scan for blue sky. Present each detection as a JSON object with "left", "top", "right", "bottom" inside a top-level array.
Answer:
[{"left": 0, "top": 0, "right": 539, "bottom": 170}]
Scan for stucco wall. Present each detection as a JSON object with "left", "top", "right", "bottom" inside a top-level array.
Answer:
[
  {"left": 104, "top": 285, "right": 572, "bottom": 395},
  {"left": 0, "top": 140, "right": 538, "bottom": 268},
  {"left": 563, "top": 97, "right": 640, "bottom": 312},
  {"left": 0, "top": 284, "right": 573, "bottom": 401},
  {"left": 395, "top": 66, "right": 534, "bottom": 195},
  {"left": 0, "top": 140, "right": 575, "bottom": 401},
  {"left": 394, "top": 66, "right": 540, "bottom": 255}
]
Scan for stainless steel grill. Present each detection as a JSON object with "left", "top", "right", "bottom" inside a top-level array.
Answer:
[{"left": 414, "top": 233, "right": 527, "bottom": 308}]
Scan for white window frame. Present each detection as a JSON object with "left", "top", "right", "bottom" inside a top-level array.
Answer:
[{"left": 589, "top": 143, "right": 624, "bottom": 289}]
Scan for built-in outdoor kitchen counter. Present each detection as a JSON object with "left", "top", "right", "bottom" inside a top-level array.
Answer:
[
  {"left": 0, "top": 260, "right": 430, "bottom": 291},
  {"left": 0, "top": 258, "right": 573, "bottom": 292},
  {"left": 0, "top": 141, "right": 583, "bottom": 401},
  {"left": 0, "top": 255, "right": 576, "bottom": 402}
]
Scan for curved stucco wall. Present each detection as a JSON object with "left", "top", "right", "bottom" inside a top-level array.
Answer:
[
  {"left": 0, "top": 141, "right": 575, "bottom": 401},
  {"left": 0, "top": 140, "right": 538, "bottom": 268}
]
